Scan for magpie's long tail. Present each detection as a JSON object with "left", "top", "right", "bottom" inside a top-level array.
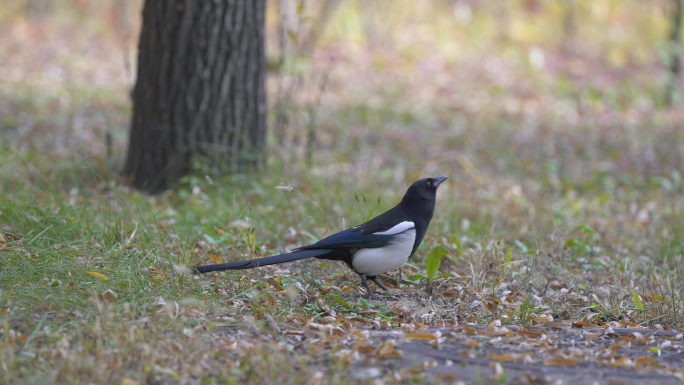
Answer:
[{"left": 190, "top": 249, "right": 332, "bottom": 274}]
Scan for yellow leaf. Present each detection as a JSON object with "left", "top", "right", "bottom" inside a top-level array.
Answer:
[
  {"left": 543, "top": 357, "right": 577, "bottom": 366},
  {"left": 87, "top": 272, "right": 108, "bottom": 280},
  {"left": 121, "top": 379, "right": 140, "bottom": 385}
]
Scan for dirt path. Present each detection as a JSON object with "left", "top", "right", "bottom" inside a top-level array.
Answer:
[{"left": 353, "top": 326, "right": 684, "bottom": 384}]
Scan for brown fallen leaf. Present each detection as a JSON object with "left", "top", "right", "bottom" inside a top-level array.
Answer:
[
  {"left": 317, "top": 298, "right": 336, "bottom": 317},
  {"left": 543, "top": 357, "right": 577, "bottom": 366},
  {"left": 348, "top": 317, "right": 368, "bottom": 328},
  {"left": 487, "top": 353, "right": 517, "bottom": 362},
  {"left": 102, "top": 290, "right": 117, "bottom": 303},
  {"left": 518, "top": 330, "right": 542, "bottom": 339},
  {"left": 484, "top": 326, "right": 509, "bottom": 336},
  {"left": 465, "top": 338, "right": 481, "bottom": 348},
  {"left": 634, "top": 356, "right": 657, "bottom": 369},
  {"left": 404, "top": 332, "right": 440, "bottom": 341},
  {"left": 491, "top": 362, "right": 505, "bottom": 379},
  {"left": 545, "top": 320, "right": 572, "bottom": 329},
  {"left": 533, "top": 314, "right": 553, "bottom": 324},
  {"left": 606, "top": 356, "right": 633, "bottom": 368},
  {"left": 630, "top": 332, "right": 653, "bottom": 345}
]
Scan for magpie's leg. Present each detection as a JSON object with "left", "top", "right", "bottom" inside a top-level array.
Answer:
[
  {"left": 359, "top": 274, "right": 382, "bottom": 300},
  {"left": 370, "top": 277, "right": 403, "bottom": 298}
]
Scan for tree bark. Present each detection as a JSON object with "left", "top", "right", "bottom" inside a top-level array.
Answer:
[{"left": 124, "top": 0, "right": 266, "bottom": 192}]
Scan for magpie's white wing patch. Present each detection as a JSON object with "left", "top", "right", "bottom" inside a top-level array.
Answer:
[
  {"left": 373, "top": 221, "right": 415, "bottom": 236},
  {"left": 352, "top": 228, "right": 416, "bottom": 276}
]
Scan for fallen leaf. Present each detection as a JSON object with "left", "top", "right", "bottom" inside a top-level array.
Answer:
[
  {"left": 102, "top": 290, "right": 117, "bottom": 303},
  {"left": 87, "top": 272, "right": 108, "bottom": 281},
  {"left": 634, "top": 356, "right": 657, "bottom": 369},
  {"left": 533, "top": 314, "right": 553, "bottom": 323},
  {"left": 608, "top": 356, "right": 633, "bottom": 368},
  {"left": 317, "top": 298, "right": 336, "bottom": 317},
  {"left": 121, "top": 379, "right": 140, "bottom": 385},
  {"left": 630, "top": 332, "right": 652, "bottom": 345},
  {"left": 491, "top": 362, "right": 505, "bottom": 379},
  {"left": 404, "top": 332, "right": 440, "bottom": 341},
  {"left": 488, "top": 353, "right": 516, "bottom": 362},
  {"left": 484, "top": 326, "right": 509, "bottom": 336},
  {"left": 543, "top": 357, "right": 577, "bottom": 366},
  {"left": 545, "top": 320, "right": 572, "bottom": 329}
]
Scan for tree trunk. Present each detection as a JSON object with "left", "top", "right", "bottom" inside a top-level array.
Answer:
[{"left": 124, "top": 0, "right": 266, "bottom": 192}]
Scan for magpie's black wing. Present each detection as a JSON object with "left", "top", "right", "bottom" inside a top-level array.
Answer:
[
  {"left": 295, "top": 227, "right": 394, "bottom": 250},
  {"left": 295, "top": 206, "right": 415, "bottom": 251}
]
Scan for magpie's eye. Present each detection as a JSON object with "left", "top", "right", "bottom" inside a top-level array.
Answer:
[{"left": 426, "top": 181, "right": 432, "bottom": 188}]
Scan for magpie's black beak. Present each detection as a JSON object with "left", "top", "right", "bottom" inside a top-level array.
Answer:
[{"left": 433, "top": 176, "right": 448, "bottom": 187}]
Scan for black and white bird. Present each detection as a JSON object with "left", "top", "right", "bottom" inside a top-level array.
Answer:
[{"left": 192, "top": 176, "right": 448, "bottom": 300}]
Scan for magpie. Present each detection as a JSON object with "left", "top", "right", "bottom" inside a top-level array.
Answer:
[{"left": 192, "top": 176, "right": 448, "bottom": 300}]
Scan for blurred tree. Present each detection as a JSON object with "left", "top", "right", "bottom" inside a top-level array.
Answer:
[
  {"left": 28, "top": 0, "right": 49, "bottom": 20},
  {"left": 562, "top": 0, "right": 576, "bottom": 53},
  {"left": 666, "top": 0, "right": 683, "bottom": 106},
  {"left": 124, "top": 0, "right": 266, "bottom": 192}
]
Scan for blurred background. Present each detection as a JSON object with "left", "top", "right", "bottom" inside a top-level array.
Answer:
[{"left": 1, "top": 0, "right": 682, "bottom": 186}]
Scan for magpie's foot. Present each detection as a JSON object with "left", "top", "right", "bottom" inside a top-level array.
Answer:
[
  {"left": 366, "top": 293, "right": 384, "bottom": 301},
  {"left": 387, "top": 291, "right": 405, "bottom": 298}
]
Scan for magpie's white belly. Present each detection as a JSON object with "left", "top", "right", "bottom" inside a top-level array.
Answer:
[{"left": 351, "top": 229, "right": 416, "bottom": 276}]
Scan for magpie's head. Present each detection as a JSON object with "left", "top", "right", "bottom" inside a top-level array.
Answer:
[{"left": 402, "top": 176, "right": 448, "bottom": 204}]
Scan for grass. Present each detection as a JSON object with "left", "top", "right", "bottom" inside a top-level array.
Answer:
[{"left": 2, "top": 1, "right": 684, "bottom": 383}]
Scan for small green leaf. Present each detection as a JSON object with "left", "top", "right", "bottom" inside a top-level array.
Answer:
[
  {"left": 409, "top": 273, "right": 426, "bottom": 281},
  {"left": 513, "top": 239, "right": 528, "bottom": 253},
  {"left": 450, "top": 233, "right": 463, "bottom": 256},
  {"left": 332, "top": 294, "right": 353, "bottom": 310},
  {"left": 632, "top": 291, "right": 644, "bottom": 311},
  {"left": 520, "top": 294, "right": 533, "bottom": 313},
  {"left": 425, "top": 245, "right": 447, "bottom": 282},
  {"left": 358, "top": 297, "right": 368, "bottom": 309}
]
